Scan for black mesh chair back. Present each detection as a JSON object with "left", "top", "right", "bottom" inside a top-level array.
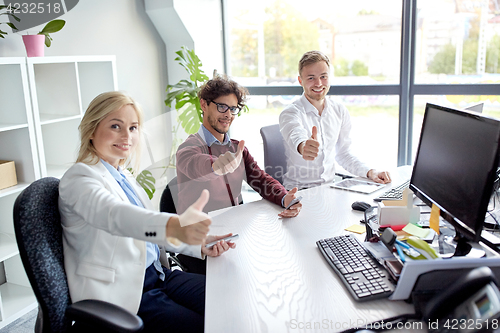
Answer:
[
  {"left": 159, "top": 176, "right": 178, "bottom": 214},
  {"left": 13, "top": 177, "right": 70, "bottom": 333}
]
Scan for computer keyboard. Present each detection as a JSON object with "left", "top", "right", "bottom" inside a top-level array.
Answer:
[
  {"left": 317, "top": 234, "right": 395, "bottom": 301},
  {"left": 373, "top": 179, "right": 411, "bottom": 202}
]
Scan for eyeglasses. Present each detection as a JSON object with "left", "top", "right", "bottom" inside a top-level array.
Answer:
[{"left": 209, "top": 100, "right": 242, "bottom": 115}]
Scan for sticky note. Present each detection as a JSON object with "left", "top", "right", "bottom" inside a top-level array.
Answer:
[
  {"left": 345, "top": 224, "right": 366, "bottom": 234},
  {"left": 429, "top": 203, "right": 440, "bottom": 235},
  {"left": 402, "top": 223, "right": 429, "bottom": 238}
]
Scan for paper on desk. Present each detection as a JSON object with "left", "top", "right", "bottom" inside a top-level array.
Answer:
[
  {"left": 402, "top": 223, "right": 429, "bottom": 238},
  {"left": 345, "top": 224, "right": 366, "bottom": 234},
  {"left": 389, "top": 257, "right": 500, "bottom": 300}
]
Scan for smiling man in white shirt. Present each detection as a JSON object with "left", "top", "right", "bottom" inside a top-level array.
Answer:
[{"left": 279, "top": 50, "right": 391, "bottom": 190}]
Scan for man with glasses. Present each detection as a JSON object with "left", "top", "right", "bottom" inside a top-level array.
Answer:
[
  {"left": 279, "top": 50, "right": 391, "bottom": 190},
  {"left": 175, "top": 75, "right": 302, "bottom": 273}
]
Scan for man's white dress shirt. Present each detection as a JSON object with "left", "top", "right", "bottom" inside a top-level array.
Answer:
[{"left": 279, "top": 94, "right": 370, "bottom": 190}]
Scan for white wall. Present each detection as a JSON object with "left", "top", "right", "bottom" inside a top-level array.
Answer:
[
  {"left": 0, "top": 0, "right": 168, "bottom": 122},
  {"left": 145, "top": 0, "right": 224, "bottom": 83}
]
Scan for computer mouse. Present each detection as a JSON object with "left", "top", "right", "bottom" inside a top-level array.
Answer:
[{"left": 351, "top": 201, "right": 371, "bottom": 212}]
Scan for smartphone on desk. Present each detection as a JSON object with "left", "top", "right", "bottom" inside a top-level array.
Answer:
[{"left": 205, "top": 234, "right": 239, "bottom": 248}]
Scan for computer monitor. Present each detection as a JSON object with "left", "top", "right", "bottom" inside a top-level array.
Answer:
[{"left": 410, "top": 103, "right": 500, "bottom": 249}]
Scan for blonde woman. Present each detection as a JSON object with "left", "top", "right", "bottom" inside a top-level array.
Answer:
[{"left": 59, "top": 91, "right": 235, "bottom": 332}]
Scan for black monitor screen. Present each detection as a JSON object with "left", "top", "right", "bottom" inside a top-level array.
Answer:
[{"left": 410, "top": 103, "right": 500, "bottom": 242}]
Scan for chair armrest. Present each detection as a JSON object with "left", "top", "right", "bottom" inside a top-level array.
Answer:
[{"left": 66, "top": 299, "right": 143, "bottom": 332}]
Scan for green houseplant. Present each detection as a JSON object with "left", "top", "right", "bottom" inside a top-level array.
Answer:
[
  {"left": 165, "top": 46, "right": 210, "bottom": 135},
  {"left": 0, "top": 5, "right": 20, "bottom": 38}
]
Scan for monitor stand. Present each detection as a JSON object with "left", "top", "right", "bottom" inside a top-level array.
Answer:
[
  {"left": 438, "top": 233, "right": 485, "bottom": 258},
  {"left": 452, "top": 236, "right": 485, "bottom": 258}
]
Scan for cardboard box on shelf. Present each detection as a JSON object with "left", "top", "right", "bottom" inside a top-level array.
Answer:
[{"left": 0, "top": 160, "right": 18, "bottom": 190}]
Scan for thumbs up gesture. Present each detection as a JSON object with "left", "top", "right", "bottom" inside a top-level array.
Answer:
[
  {"left": 169, "top": 189, "right": 212, "bottom": 245},
  {"left": 298, "top": 126, "right": 320, "bottom": 161},
  {"left": 213, "top": 140, "right": 245, "bottom": 176}
]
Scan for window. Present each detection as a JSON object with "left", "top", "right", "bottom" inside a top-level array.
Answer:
[
  {"left": 226, "top": 0, "right": 403, "bottom": 84},
  {"left": 223, "top": 0, "right": 500, "bottom": 169},
  {"left": 415, "top": 0, "right": 500, "bottom": 83}
]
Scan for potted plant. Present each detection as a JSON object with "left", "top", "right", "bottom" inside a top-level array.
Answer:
[
  {"left": 0, "top": 5, "right": 20, "bottom": 38},
  {"left": 22, "top": 19, "right": 65, "bottom": 57}
]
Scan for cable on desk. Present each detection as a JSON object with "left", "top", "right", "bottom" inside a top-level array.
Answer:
[
  {"left": 486, "top": 210, "right": 500, "bottom": 229},
  {"left": 486, "top": 190, "right": 500, "bottom": 229}
]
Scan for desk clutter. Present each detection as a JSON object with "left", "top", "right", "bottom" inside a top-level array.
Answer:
[
  {"left": 318, "top": 201, "right": 442, "bottom": 303},
  {"left": 320, "top": 199, "right": 500, "bottom": 304},
  {"left": 317, "top": 198, "right": 500, "bottom": 331}
]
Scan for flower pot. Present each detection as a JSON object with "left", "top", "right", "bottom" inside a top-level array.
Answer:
[{"left": 22, "top": 35, "right": 45, "bottom": 57}]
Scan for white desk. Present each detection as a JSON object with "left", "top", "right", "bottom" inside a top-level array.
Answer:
[{"left": 205, "top": 166, "right": 415, "bottom": 332}]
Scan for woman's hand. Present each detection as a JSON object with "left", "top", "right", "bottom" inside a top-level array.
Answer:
[
  {"left": 167, "top": 190, "right": 211, "bottom": 245},
  {"left": 201, "top": 233, "right": 237, "bottom": 257}
]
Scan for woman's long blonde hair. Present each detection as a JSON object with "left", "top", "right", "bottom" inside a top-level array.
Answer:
[{"left": 76, "top": 91, "right": 144, "bottom": 173}]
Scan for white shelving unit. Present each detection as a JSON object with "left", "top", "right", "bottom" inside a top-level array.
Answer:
[
  {"left": 0, "top": 56, "right": 117, "bottom": 328},
  {"left": 27, "top": 56, "right": 118, "bottom": 178}
]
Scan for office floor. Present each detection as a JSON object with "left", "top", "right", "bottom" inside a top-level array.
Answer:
[{"left": 0, "top": 308, "right": 36, "bottom": 333}]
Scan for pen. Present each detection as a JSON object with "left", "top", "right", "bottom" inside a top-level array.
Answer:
[
  {"left": 394, "top": 243, "right": 406, "bottom": 263},
  {"left": 395, "top": 239, "right": 410, "bottom": 249},
  {"left": 337, "top": 173, "right": 354, "bottom": 179}
]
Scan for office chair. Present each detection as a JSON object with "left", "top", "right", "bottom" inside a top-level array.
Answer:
[
  {"left": 159, "top": 176, "right": 178, "bottom": 215},
  {"left": 159, "top": 176, "right": 187, "bottom": 271},
  {"left": 260, "top": 124, "right": 353, "bottom": 185},
  {"left": 13, "top": 177, "right": 144, "bottom": 333},
  {"left": 260, "top": 124, "right": 287, "bottom": 185}
]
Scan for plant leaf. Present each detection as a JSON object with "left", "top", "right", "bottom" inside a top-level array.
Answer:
[
  {"left": 44, "top": 35, "right": 51, "bottom": 47},
  {"left": 39, "top": 19, "right": 65, "bottom": 34},
  {"left": 6, "top": 22, "right": 17, "bottom": 30},
  {"left": 10, "top": 13, "right": 20, "bottom": 22},
  {"left": 178, "top": 104, "right": 201, "bottom": 134},
  {"left": 164, "top": 46, "right": 209, "bottom": 134},
  {"left": 136, "top": 170, "right": 156, "bottom": 200}
]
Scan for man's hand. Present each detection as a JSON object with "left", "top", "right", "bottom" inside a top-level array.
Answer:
[
  {"left": 367, "top": 169, "right": 392, "bottom": 184},
  {"left": 201, "top": 233, "right": 237, "bottom": 257},
  {"left": 279, "top": 187, "right": 302, "bottom": 218},
  {"left": 298, "top": 126, "right": 319, "bottom": 161},
  {"left": 213, "top": 140, "right": 245, "bottom": 176},
  {"left": 167, "top": 190, "right": 211, "bottom": 245}
]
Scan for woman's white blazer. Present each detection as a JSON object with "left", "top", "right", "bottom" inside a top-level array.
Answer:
[{"left": 58, "top": 161, "right": 202, "bottom": 314}]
